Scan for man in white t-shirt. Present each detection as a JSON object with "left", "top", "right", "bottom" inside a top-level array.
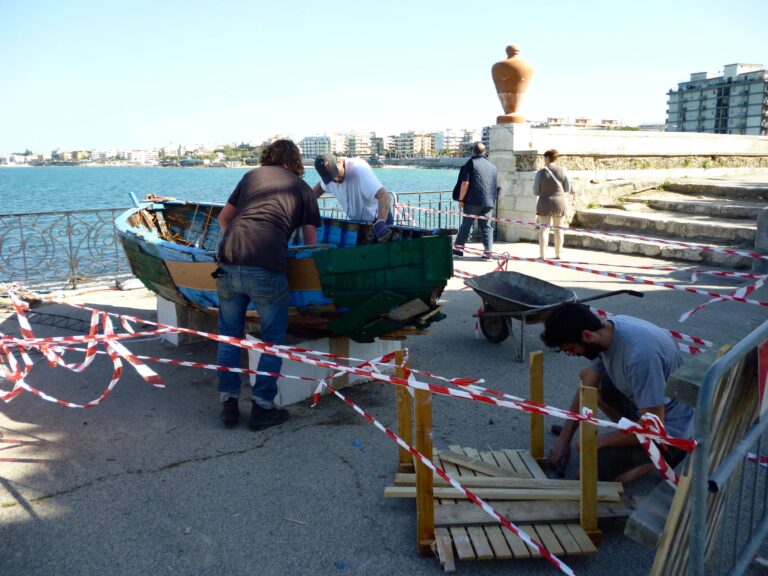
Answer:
[{"left": 314, "top": 153, "right": 392, "bottom": 240}]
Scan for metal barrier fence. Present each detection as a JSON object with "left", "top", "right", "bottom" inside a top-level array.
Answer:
[
  {"left": 0, "top": 208, "right": 133, "bottom": 289},
  {"left": 690, "top": 318, "right": 768, "bottom": 575},
  {"left": 0, "top": 191, "right": 462, "bottom": 289}
]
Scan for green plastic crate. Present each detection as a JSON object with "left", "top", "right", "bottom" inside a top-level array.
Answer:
[{"left": 311, "top": 235, "right": 453, "bottom": 308}]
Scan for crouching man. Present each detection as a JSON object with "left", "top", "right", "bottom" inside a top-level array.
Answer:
[{"left": 539, "top": 303, "right": 693, "bottom": 485}]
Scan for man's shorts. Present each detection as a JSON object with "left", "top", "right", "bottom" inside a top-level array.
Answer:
[{"left": 597, "top": 376, "right": 687, "bottom": 481}]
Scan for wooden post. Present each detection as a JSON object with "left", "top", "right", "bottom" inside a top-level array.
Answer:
[
  {"left": 328, "top": 336, "right": 350, "bottom": 389},
  {"left": 579, "top": 384, "right": 602, "bottom": 545},
  {"left": 395, "top": 349, "right": 414, "bottom": 473},
  {"left": 414, "top": 386, "right": 435, "bottom": 555},
  {"left": 529, "top": 350, "right": 545, "bottom": 466}
]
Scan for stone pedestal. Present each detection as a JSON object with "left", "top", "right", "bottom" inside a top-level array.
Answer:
[
  {"left": 156, "top": 296, "right": 219, "bottom": 345},
  {"left": 247, "top": 335, "right": 401, "bottom": 407},
  {"left": 489, "top": 123, "right": 538, "bottom": 243},
  {"left": 753, "top": 207, "right": 768, "bottom": 274}
]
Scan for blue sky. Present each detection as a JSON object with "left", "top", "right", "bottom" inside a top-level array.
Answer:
[{"left": 1, "top": 0, "right": 766, "bottom": 154}]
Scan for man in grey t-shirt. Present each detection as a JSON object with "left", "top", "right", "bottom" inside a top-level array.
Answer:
[{"left": 539, "top": 303, "right": 693, "bottom": 484}]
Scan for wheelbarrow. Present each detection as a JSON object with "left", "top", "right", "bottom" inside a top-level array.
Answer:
[{"left": 464, "top": 270, "right": 643, "bottom": 362}]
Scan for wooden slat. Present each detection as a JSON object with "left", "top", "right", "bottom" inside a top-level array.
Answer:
[
  {"left": 530, "top": 350, "right": 545, "bottom": 462},
  {"left": 434, "top": 500, "right": 633, "bottom": 526},
  {"left": 580, "top": 385, "right": 601, "bottom": 544},
  {"left": 393, "top": 472, "right": 623, "bottom": 492},
  {"left": 439, "top": 450, "right": 524, "bottom": 478},
  {"left": 520, "top": 524, "right": 542, "bottom": 557},
  {"left": 534, "top": 524, "right": 565, "bottom": 556},
  {"left": 449, "top": 527, "right": 475, "bottom": 560},
  {"left": 395, "top": 350, "right": 414, "bottom": 473},
  {"left": 384, "top": 485, "right": 620, "bottom": 501},
  {"left": 484, "top": 526, "right": 513, "bottom": 559},
  {"left": 467, "top": 526, "right": 494, "bottom": 560},
  {"left": 551, "top": 523, "right": 582, "bottom": 555},
  {"left": 518, "top": 449, "right": 549, "bottom": 480},
  {"left": 502, "top": 526, "right": 531, "bottom": 559},
  {"left": 566, "top": 523, "right": 598, "bottom": 554},
  {"left": 502, "top": 449, "right": 534, "bottom": 477},
  {"left": 434, "top": 528, "right": 456, "bottom": 572}
]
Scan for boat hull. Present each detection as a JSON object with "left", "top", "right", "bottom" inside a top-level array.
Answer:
[{"left": 115, "top": 199, "right": 454, "bottom": 342}]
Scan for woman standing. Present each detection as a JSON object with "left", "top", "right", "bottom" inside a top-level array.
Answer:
[{"left": 533, "top": 149, "right": 571, "bottom": 260}]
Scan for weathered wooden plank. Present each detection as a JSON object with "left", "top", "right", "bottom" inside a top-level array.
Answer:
[
  {"left": 503, "top": 526, "right": 532, "bottom": 559},
  {"left": 530, "top": 350, "right": 545, "bottom": 463},
  {"left": 551, "top": 523, "right": 582, "bottom": 555},
  {"left": 467, "top": 526, "right": 494, "bottom": 560},
  {"left": 384, "top": 485, "right": 620, "bottom": 501},
  {"left": 521, "top": 524, "right": 542, "bottom": 557},
  {"left": 484, "top": 526, "right": 513, "bottom": 559},
  {"left": 566, "top": 523, "right": 598, "bottom": 554},
  {"left": 449, "top": 527, "right": 475, "bottom": 560},
  {"left": 502, "top": 449, "right": 534, "bottom": 478},
  {"left": 434, "top": 500, "right": 633, "bottom": 526},
  {"left": 439, "top": 449, "right": 526, "bottom": 478},
  {"left": 518, "top": 449, "right": 549, "bottom": 480},
  {"left": 534, "top": 524, "right": 565, "bottom": 556},
  {"left": 434, "top": 528, "right": 456, "bottom": 572},
  {"left": 393, "top": 472, "right": 623, "bottom": 492}
]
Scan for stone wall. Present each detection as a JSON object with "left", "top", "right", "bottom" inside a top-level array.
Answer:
[{"left": 489, "top": 124, "right": 768, "bottom": 242}]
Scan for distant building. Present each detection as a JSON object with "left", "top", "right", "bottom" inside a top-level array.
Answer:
[
  {"left": 300, "top": 135, "right": 331, "bottom": 158},
  {"left": 666, "top": 63, "right": 768, "bottom": 135},
  {"left": 346, "top": 132, "right": 372, "bottom": 157}
]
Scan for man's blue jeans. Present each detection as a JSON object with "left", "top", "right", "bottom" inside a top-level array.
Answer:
[
  {"left": 216, "top": 264, "right": 290, "bottom": 407},
  {"left": 454, "top": 204, "right": 493, "bottom": 253}
]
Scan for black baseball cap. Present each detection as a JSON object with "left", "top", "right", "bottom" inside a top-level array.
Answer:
[{"left": 315, "top": 153, "right": 339, "bottom": 184}]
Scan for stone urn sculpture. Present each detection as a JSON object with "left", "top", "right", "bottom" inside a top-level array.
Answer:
[{"left": 491, "top": 44, "right": 534, "bottom": 124}]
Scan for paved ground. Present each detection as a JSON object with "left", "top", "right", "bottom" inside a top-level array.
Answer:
[{"left": 2, "top": 240, "right": 768, "bottom": 575}]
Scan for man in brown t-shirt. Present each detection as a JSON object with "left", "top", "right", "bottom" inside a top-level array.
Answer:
[{"left": 216, "top": 139, "right": 321, "bottom": 430}]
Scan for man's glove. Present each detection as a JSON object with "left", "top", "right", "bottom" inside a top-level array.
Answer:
[{"left": 372, "top": 219, "right": 392, "bottom": 242}]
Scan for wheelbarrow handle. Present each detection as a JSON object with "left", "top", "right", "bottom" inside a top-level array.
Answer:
[{"left": 575, "top": 289, "right": 644, "bottom": 304}]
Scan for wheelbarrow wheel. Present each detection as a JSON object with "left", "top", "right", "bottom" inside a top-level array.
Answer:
[{"left": 479, "top": 305, "right": 510, "bottom": 343}]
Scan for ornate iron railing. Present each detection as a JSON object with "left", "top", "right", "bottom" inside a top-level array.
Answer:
[
  {"left": 0, "top": 208, "right": 133, "bottom": 289},
  {"left": 0, "top": 190, "right": 464, "bottom": 289}
]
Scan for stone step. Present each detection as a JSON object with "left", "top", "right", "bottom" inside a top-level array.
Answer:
[
  {"left": 561, "top": 229, "right": 752, "bottom": 269},
  {"left": 618, "top": 190, "right": 765, "bottom": 219},
  {"left": 574, "top": 207, "right": 755, "bottom": 245},
  {"left": 664, "top": 179, "right": 768, "bottom": 200}
]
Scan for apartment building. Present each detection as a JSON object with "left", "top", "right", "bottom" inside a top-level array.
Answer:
[
  {"left": 300, "top": 135, "right": 331, "bottom": 158},
  {"left": 346, "top": 132, "right": 372, "bottom": 157},
  {"left": 666, "top": 63, "right": 768, "bottom": 135}
]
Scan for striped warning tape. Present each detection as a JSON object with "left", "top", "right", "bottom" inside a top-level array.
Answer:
[{"left": 397, "top": 202, "right": 768, "bottom": 263}]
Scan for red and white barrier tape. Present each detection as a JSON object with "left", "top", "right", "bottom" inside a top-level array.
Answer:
[
  {"left": 454, "top": 262, "right": 712, "bottom": 356},
  {"left": 397, "top": 203, "right": 768, "bottom": 263},
  {"left": 317, "top": 373, "right": 576, "bottom": 575},
  {"left": 619, "top": 414, "right": 679, "bottom": 489}
]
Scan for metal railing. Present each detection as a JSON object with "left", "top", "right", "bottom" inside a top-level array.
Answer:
[
  {"left": 0, "top": 208, "right": 134, "bottom": 289},
  {"left": 0, "top": 191, "right": 462, "bottom": 289},
  {"left": 690, "top": 318, "right": 768, "bottom": 575}
]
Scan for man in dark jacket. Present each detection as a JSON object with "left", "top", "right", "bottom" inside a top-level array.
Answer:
[{"left": 453, "top": 142, "right": 498, "bottom": 260}]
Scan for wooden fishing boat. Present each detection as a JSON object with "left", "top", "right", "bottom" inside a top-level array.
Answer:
[{"left": 114, "top": 196, "right": 455, "bottom": 342}]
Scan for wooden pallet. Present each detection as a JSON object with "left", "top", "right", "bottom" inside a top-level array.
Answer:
[{"left": 428, "top": 445, "right": 598, "bottom": 571}]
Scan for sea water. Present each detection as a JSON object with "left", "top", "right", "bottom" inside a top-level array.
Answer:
[{"left": 0, "top": 166, "right": 459, "bottom": 215}]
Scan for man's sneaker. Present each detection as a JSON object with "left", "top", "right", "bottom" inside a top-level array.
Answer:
[
  {"left": 220, "top": 398, "right": 240, "bottom": 427},
  {"left": 452, "top": 248, "right": 464, "bottom": 258},
  {"left": 249, "top": 403, "right": 290, "bottom": 430},
  {"left": 481, "top": 253, "right": 493, "bottom": 261}
]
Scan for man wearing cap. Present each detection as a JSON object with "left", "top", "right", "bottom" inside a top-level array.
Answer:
[{"left": 314, "top": 153, "right": 392, "bottom": 240}]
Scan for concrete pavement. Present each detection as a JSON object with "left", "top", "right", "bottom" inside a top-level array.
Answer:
[{"left": 2, "top": 241, "right": 768, "bottom": 575}]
